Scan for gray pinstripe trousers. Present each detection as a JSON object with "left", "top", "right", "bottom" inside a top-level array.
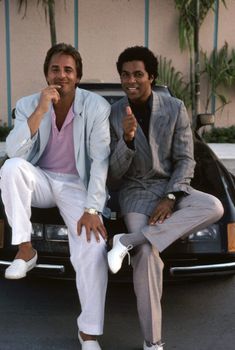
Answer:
[
  {"left": 124, "top": 213, "right": 163, "bottom": 344},
  {"left": 124, "top": 190, "right": 224, "bottom": 343}
]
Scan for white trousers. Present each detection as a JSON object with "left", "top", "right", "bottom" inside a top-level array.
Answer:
[{"left": 0, "top": 158, "right": 108, "bottom": 335}]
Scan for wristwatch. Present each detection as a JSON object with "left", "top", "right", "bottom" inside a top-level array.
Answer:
[
  {"left": 165, "top": 193, "right": 176, "bottom": 201},
  {"left": 84, "top": 208, "right": 99, "bottom": 215}
]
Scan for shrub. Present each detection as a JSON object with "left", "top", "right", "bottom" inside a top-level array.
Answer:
[
  {"left": 0, "top": 126, "right": 12, "bottom": 141},
  {"left": 203, "top": 126, "right": 235, "bottom": 143}
]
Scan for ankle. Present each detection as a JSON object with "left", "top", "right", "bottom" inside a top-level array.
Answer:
[
  {"left": 16, "top": 244, "right": 35, "bottom": 261},
  {"left": 119, "top": 234, "right": 129, "bottom": 247},
  {"left": 80, "top": 331, "right": 97, "bottom": 341},
  {"left": 19, "top": 242, "right": 33, "bottom": 251}
]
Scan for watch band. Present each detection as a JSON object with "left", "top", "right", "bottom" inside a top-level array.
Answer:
[
  {"left": 84, "top": 208, "right": 99, "bottom": 215},
  {"left": 165, "top": 193, "right": 176, "bottom": 201}
]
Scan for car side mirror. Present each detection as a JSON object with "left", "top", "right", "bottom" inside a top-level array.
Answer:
[{"left": 196, "top": 113, "right": 215, "bottom": 131}]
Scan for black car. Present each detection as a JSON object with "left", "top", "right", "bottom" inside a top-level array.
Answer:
[{"left": 1, "top": 83, "right": 235, "bottom": 280}]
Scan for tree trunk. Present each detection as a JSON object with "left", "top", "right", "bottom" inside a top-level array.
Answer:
[
  {"left": 193, "top": 0, "right": 200, "bottom": 128},
  {"left": 48, "top": 0, "right": 57, "bottom": 46}
]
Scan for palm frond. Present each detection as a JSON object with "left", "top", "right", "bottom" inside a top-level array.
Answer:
[
  {"left": 175, "top": 0, "right": 227, "bottom": 51},
  {"left": 156, "top": 56, "right": 191, "bottom": 108}
]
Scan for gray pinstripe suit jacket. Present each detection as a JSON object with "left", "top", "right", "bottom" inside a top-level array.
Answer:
[{"left": 108, "top": 91, "right": 196, "bottom": 216}]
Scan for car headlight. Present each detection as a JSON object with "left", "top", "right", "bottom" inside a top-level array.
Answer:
[
  {"left": 31, "top": 223, "right": 44, "bottom": 239},
  {"left": 45, "top": 224, "right": 68, "bottom": 242},
  {"left": 186, "top": 224, "right": 220, "bottom": 242}
]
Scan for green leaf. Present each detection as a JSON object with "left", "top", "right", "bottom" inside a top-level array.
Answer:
[{"left": 156, "top": 55, "right": 191, "bottom": 108}]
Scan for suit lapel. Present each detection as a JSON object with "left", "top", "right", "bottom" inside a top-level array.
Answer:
[
  {"left": 149, "top": 91, "right": 169, "bottom": 171},
  {"left": 118, "top": 92, "right": 166, "bottom": 171},
  {"left": 121, "top": 97, "right": 152, "bottom": 162},
  {"left": 149, "top": 91, "right": 162, "bottom": 145},
  {"left": 135, "top": 125, "right": 152, "bottom": 162},
  {"left": 133, "top": 91, "right": 165, "bottom": 174},
  {"left": 73, "top": 88, "right": 84, "bottom": 158},
  {"left": 38, "top": 107, "right": 52, "bottom": 159},
  {"left": 134, "top": 92, "right": 164, "bottom": 165}
]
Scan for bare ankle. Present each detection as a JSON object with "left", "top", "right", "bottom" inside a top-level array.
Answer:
[
  {"left": 15, "top": 243, "right": 35, "bottom": 261},
  {"left": 80, "top": 331, "right": 97, "bottom": 341},
  {"left": 19, "top": 242, "right": 33, "bottom": 250}
]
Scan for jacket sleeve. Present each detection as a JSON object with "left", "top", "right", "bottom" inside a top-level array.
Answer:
[
  {"left": 165, "top": 101, "right": 195, "bottom": 194},
  {"left": 85, "top": 99, "right": 111, "bottom": 212},
  {"left": 108, "top": 105, "right": 136, "bottom": 184},
  {"left": 6, "top": 95, "right": 40, "bottom": 160}
]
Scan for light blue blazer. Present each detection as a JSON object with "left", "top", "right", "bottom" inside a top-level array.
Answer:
[{"left": 6, "top": 87, "right": 111, "bottom": 212}]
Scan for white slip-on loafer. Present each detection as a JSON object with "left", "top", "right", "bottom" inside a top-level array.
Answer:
[
  {"left": 78, "top": 330, "right": 101, "bottom": 350},
  {"left": 5, "top": 251, "right": 38, "bottom": 279},
  {"left": 107, "top": 233, "right": 133, "bottom": 274},
  {"left": 82, "top": 340, "right": 101, "bottom": 350},
  {"left": 143, "top": 341, "right": 164, "bottom": 350}
]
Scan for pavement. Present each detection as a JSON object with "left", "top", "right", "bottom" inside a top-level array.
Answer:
[{"left": 0, "top": 142, "right": 235, "bottom": 175}]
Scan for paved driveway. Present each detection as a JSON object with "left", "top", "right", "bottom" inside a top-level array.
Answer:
[{"left": 0, "top": 275, "right": 235, "bottom": 350}]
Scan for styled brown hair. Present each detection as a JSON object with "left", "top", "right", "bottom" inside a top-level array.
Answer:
[{"left": 43, "top": 43, "right": 83, "bottom": 82}]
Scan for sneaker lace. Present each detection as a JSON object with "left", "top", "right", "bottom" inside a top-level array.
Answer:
[
  {"left": 146, "top": 341, "right": 165, "bottom": 349},
  {"left": 120, "top": 244, "right": 133, "bottom": 265}
]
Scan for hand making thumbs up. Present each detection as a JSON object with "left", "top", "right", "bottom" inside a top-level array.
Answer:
[{"left": 123, "top": 106, "right": 137, "bottom": 142}]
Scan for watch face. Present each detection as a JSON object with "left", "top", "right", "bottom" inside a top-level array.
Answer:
[
  {"left": 85, "top": 208, "right": 98, "bottom": 215},
  {"left": 167, "top": 193, "right": 176, "bottom": 201}
]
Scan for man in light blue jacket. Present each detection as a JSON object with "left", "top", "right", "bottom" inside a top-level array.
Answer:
[{"left": 0, "top": 43, "right": 110, "bottom": 350}]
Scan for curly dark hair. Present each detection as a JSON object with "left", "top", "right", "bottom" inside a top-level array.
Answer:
[
  {"left": 43, "top": 43, "right": 83, "bottom": 81},
  {"left": 116, "top": 46, "right": 158, "bottom": 86}
]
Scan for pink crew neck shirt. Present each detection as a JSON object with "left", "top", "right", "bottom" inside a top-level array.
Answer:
[{"left": 37, "top": 105, "right": 78, "bottom": 175}]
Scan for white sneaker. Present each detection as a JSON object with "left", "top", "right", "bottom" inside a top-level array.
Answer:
[
  {"left": 107, "top": 233, "right": 133, "bottom": 274},
  {"left": 143, "top": 341, "right": 164, "bottom": 350}
]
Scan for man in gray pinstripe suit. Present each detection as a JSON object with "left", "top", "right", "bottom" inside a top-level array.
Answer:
[{"left": 107, "top": 46, "right": 224, "bottom": 350}]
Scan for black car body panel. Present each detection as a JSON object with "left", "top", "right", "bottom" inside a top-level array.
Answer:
[{"left": 1, "top": 83, "right": 235, "bottom": 280}]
